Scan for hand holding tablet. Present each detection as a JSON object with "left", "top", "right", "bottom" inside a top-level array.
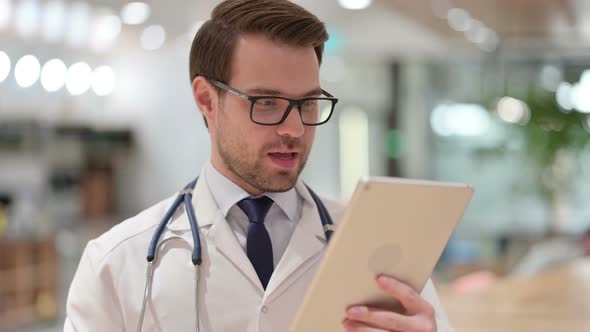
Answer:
[{"left": 291, "top": 177, "right": 474, "bottom": 332}]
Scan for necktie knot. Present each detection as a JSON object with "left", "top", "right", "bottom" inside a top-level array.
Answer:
[{"left": 237, "top": 196, "right": 274, "bottom": 224}]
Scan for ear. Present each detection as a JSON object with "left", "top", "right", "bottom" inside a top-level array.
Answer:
[{"left": 192, "top": 77, "right": 219, "bottom": 128}]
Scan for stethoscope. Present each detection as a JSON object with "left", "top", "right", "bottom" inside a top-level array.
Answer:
[{"left": 137, "top": 177, "right": 335, "bottom": 332}]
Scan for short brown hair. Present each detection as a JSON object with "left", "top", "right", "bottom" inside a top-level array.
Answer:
[{"left": 189, "top": 0, "right": 328, "bottom": 84}]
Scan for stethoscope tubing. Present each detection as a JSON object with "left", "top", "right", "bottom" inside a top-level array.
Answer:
[{"left": 138, "top": 178, "right": 333, "bottom": 332}]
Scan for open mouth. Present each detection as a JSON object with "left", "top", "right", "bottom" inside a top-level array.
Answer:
[
  {"left": 268, "top": 152, "right": 297, "bottom": 160},
  {"left": 268, "top": 152, "right": 298, "bottom": 168}
]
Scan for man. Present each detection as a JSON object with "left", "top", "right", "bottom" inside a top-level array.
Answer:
[{"left": 64, "top": 1, "right": 453, "bottom": 331}]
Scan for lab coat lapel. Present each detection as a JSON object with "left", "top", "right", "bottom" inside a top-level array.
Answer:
[
  {"left": 165, "top": 174, "right": 263, "bottom": 292},
  {"left": 207, "top": 211, "right": 264, "bottom": 292},
  {"left": 164, "top": 175, "right": 215, "bottom": 236},
  {"left": 265, "top": 181, "right": 327, "bottom": 300}
]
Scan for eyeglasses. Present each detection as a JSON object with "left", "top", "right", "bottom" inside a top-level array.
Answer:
[{"left": 210, "top": 79, "right": 338, "bottom": 126}]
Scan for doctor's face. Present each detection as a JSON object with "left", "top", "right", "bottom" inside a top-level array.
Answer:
[{"left": 211, "top": 34, "right": 320, "bottom": 194}]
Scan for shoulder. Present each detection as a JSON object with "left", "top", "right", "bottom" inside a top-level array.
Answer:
[{"left": 83, "top": 195, "right": 176, "bottom": 266}]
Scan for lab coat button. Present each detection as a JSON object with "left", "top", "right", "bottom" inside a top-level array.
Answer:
[{"left": 261, "top": 305, "right": 268, "bottom": 314}]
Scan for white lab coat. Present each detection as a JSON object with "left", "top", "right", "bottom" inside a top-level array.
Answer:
[{"left": 64, "top": 177, "right": 454, "bottom": 331}]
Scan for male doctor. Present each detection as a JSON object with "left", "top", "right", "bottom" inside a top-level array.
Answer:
[{"left": 65, "top": 0, "right": 454, "bottom": 331}]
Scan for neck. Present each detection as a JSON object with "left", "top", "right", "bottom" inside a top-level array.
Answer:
[{"left": 210, "top": 153, "right": 264, "bottom": 197}]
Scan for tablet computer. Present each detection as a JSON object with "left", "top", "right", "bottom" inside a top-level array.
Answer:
[{"left": 290, "top": 176, "right": 474, "bottom": 332}]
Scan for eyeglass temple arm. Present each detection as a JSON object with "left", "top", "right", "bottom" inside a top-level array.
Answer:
[
  {"left": 210, "top": 80, "right": 250, "bottom": 100},
  {"left": 213, "top": 79, "right": 337, "bottom": 103},
  {"left": 322, "top": 89, "right": 335, "bottom": 98}
]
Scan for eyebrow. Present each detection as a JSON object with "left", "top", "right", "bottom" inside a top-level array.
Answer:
[{"left": 245, "top": 87, "right": 324, "bottom": 98}]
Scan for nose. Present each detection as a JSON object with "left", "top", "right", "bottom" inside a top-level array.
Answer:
[{"left": 276, "top": 105, "right": 305, "bottom": 138}]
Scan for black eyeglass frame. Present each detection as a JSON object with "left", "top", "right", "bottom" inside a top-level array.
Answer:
[{"left": 209, "top": 79, "right": 338, "bottom": 126}]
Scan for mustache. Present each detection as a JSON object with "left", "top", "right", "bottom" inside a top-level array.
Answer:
[{"left": 263, "top": 136, "right": 305, "bottom": 151}]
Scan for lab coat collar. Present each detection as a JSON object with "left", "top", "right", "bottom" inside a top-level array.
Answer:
[
  {"left": 205, "top": 161, "right": 300, "bottom": 222},
  {"left": 163, "top": 167, "right": 264, "bottom": 291},
  {"left": 263, "top": 180, "right": 328, "bottom": 300},
  {"left": 165, "top": 170, "right": 324, "bottom": 240},
  {"left": 163, "top": 169, "right": 329, "bottom": 295},
  {"left": 166, "top": 169, "right": 216, "bottom": 232}
]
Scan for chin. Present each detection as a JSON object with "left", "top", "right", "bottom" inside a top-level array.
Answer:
[
  {"left": 253, "top": 168, "right": 298, "bottom": 192},
  {"left": 264, "top": 174, "right": 298, "bottom": 192}
]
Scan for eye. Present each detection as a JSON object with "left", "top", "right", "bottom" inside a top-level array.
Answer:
[
  {"left": 256, "top": 99, "right": 278, "bottom": 107},
  {"left": 301, "top": 100, "right": 319, "bottom": 112}
]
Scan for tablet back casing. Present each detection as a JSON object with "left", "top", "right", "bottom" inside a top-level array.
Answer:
[{"left": 290, "top": 177, "right": 474, "bottom": 332}]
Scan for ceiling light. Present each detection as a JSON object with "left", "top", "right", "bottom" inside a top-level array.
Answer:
[
  {"left": 66, "top": 62, "right": 92, "bottom": 95},
  {"left": 447, "top": 8, "right": 471, "bottom": 32},
  {"left": 90, "top": 13, "right": 122, "bottom": 51},
  {"left": 571, "top": 84, "right": 590, "bottom": 114},
  {"left": 337, "top": 0, "right": 372, "bottom": 10},
  {"left": 496, "top": 97, "right": 530, "bottom": 125},
  {"left": 15, "top": 54, "right": 41, "bottom": 88},
  {"left": 91, "top": 65, "right": 115, "bottom": 96},
  {"left": 121, "top": 2, "right": 150, "bottom": 25},
  {"left": 465, "top": 19, "right": 487, "bottom": 44},
  {"left": 571, "top": 70, "right": 590, "bottom": 113},
  {"left": 41, "top": 58, "right": 67, "bottom": 92},
  {"left": 478, "top": 28, "right": 499, "bottom": 52},
  {"left": 141, "top": 25, "right": 166, "bottom": 51}
]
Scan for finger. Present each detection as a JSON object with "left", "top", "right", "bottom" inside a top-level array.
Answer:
[
  {"left": 377, "top": 275, "right": 425, "bottom": 315},
  {"left": 343, "top": 319, "right": 389, "bottom": 332},
  {"left": 346, "top": 306, "right": 418, "bottom": 331}
]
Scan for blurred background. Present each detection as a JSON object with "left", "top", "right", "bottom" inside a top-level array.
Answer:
[{"left": 1, "top": 0, "right": 590, "bottom": 331}]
